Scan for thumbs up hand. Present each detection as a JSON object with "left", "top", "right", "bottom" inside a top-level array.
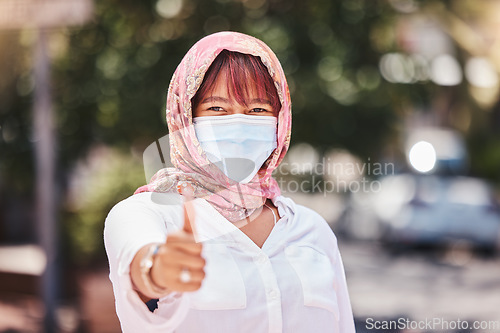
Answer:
[
  {"left": 148, "top": 197, "right": 206, "bottom": 293},
  {"left": 181, "top": 198, "right": 196, "bottom": 235}
]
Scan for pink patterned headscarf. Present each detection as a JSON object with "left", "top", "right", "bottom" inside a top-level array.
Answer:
[{"left": 135, "top": 31, "right": 292, "bottom": 222}]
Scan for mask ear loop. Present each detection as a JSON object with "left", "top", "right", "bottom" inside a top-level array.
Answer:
[
  {"left": 236, "top": 183, "right": 252, "bottom": 226},
  {"left": 264, "top": 203, "right": 277, "bottom": 225},
  {"left": 236, "top": 183, "right": 273, "bottom": 226}
]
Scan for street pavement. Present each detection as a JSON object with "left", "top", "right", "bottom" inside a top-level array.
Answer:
[{"left": 340, "top": 239, "right": 500, "bottom": 332}]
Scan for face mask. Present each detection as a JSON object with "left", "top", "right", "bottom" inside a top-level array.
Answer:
[{"left": 193, "top": 114, "right": 277, "bottom": 183}]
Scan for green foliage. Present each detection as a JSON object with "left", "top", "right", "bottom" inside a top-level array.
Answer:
[{"left": 62, "top": 148, "right": 145, "bottom": 265}]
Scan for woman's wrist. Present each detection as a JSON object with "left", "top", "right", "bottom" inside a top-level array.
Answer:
[{"left": 134, "top": 243, "right": 172, "bottom": 299}]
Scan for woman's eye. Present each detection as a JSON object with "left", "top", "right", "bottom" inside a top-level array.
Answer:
[
  {"left": 208, "top": 106, "right": 225, "bottom": 112},
  {"left": 250, "top": 108, "right": 269, "bottom": 113}
]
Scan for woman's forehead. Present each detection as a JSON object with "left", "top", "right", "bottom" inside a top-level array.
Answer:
[{"left": 198, "top": 70, "right": 270, "bottom": 103}]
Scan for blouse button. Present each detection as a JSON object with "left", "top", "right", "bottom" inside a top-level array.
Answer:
[
  {"left": 256, "top": 254, "right": 267, "bottom": 265},
  {"left": 268, "top": 289, "right": 278, "bottom": 300}
]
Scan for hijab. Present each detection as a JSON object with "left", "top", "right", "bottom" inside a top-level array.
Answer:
[{"left": 135, "top": 31, "right": 292, "bottom": 223}]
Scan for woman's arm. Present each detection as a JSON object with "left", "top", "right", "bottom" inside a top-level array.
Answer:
[
  {"left": 331, "top": 241, "right": 356, "bottom": 333},
  {"left": 104, "top": 193, "right": 194, "bottom": 332},
  {"left": 129, "top": 243, "right": 166, "bottom": 302}
]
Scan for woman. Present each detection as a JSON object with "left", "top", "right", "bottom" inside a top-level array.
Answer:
[{"left": 104, "top": 31, "right": 355, "bottom": 333}]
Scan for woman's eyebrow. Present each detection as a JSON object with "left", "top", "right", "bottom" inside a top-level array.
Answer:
[
  {"left": 200, "top": 96, "right": 230, "bottom": 104},
  {"left": 249, "top": 98, "right": 272, "bottom": 105},
  {"left": 200, "top": 96, "right": 272, "bottom": 105}
]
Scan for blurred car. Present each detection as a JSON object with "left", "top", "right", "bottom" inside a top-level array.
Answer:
[{"left": 340, "top": 174, "right": 500, "bottom": 253}]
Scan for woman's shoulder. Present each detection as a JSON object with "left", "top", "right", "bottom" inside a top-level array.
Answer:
[
  {"left": 275, "top": 195, "right": 337, "bottom": 240},
  {"left": 275, "top": 195, "right": 326, "bottom": 220},
  {"left": 113, "top": 191, "right": 182, "bottom": 208},
  {"left": 107, "top": 192, "right": 183, "bottom": 222},
  {"left": 275, "top": 195, "right": 340, "bottom": 261}
]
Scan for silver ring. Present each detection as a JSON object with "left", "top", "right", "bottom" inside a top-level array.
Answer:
[{"left": 180, "top": 268, "right": 191, "bottom": 283}]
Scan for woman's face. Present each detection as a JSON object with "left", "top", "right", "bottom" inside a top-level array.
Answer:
[{"left": 193, "top": 70, "right": 277, "bottom": 118}]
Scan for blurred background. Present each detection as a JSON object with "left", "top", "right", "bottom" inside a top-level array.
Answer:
[{"left": 1, "top": 0, "right": 500, "bottom": 332}]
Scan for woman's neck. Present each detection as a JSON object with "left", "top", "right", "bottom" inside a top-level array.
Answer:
[{"left": 235, "top": 199, "right": 279, "bottom": 248}]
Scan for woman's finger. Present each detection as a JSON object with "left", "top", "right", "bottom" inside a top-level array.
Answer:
[
  {"left": 167, "top": 231, "right": 197, "bottom": 244},
  {"left": 171, "top": 266, "right": 205, "bottom": 283},
  {"left": 182, "top": 197, "right": 196, "bottom": 235},
  {"left": 170, "top": 243, "right": 203, "bottom": 256},
  {"left": 159, "top": 250, "right": 206, "bottom": 270},
  {"left": 155, "top": 264, "right": 205, "bottom": 290},
  {"left": 163, "top": 234, "right": 203, "bottom": 255},
  {"left": 155, "top": 270, "right": 205, "bottom": 292},
  {"left": 171, "top": 280, "right": 204, "bottom": 292}
]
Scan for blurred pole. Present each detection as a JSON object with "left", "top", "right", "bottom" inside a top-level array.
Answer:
[{"left": 34, "top": 28, "right": 59, "bottom": 332}]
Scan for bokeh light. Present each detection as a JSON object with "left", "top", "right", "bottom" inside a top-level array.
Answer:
[
  {"left": 430, "top": 54, "right": 462, "bottom": 86},
  {"left": 409, "top": 141, "right": 437, "bottom": 173},
  {"left": 465, "top": 57, "right": 499, "bottom": 88}
]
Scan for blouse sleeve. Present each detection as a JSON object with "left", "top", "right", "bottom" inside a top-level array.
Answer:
[
  {"left": 103, "top": 192, "right": 190, "bottom": 333},
  {"left": 308, "top": 206, "right": 356, "bottom": 333},
  {"left": 331, "top": 237, "right": 356, "bottom": 333}
]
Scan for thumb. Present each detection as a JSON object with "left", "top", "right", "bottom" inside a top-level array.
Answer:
[{"left": 182, "top": 197, "right": 196, "bottom": 235}]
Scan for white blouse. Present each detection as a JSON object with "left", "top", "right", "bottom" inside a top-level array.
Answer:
[{"left": 104, "top": 192, "right": 355, "bottom": 333}]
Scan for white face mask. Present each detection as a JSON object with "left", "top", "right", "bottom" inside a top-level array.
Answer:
[{"left": 193, "top": 114, "right": 277, "bottom": 183}]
